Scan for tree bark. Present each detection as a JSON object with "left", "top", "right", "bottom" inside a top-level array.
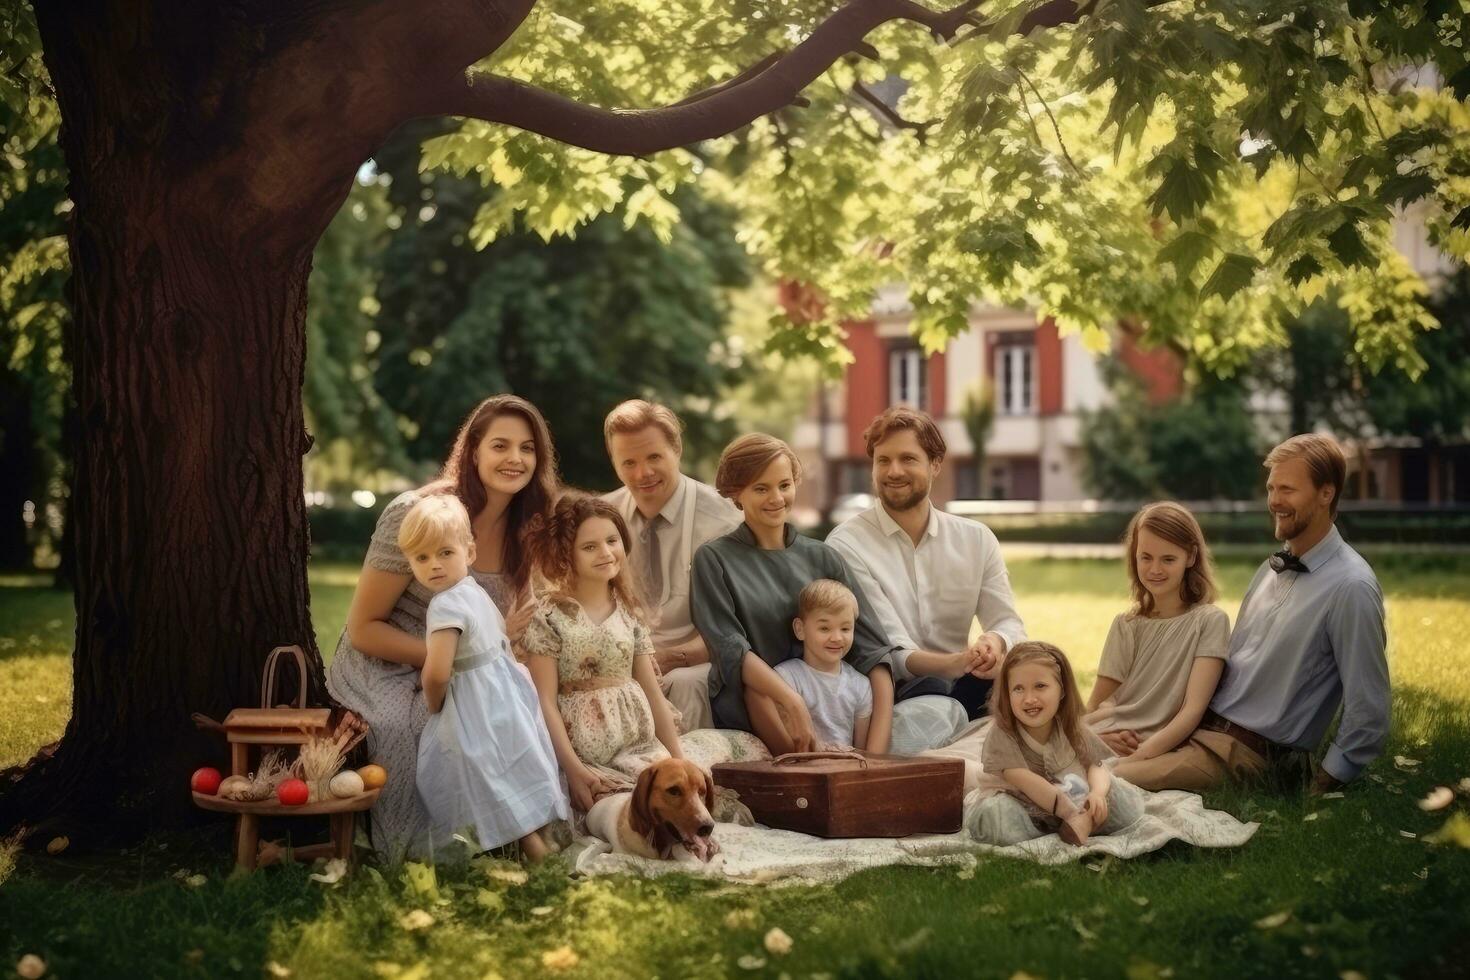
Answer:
[{"left": 0, "top": 3, "right": 353, "bottom": 837}]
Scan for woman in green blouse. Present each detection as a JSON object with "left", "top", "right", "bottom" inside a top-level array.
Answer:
[{"left": 691, "top": 433, "right": 900, "bottom": 754}]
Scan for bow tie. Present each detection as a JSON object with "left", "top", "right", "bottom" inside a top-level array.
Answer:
[{"left": 1269, "top": 550, "right": 1309, "bottom": 574}]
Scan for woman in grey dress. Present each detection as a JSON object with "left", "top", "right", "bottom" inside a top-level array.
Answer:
[{"left": 326, "top": 394, "right": 560, "bottom": 860}]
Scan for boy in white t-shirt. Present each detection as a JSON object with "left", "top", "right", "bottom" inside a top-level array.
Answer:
[{"left": 774, "top": 580, "right": 877, "bottom": 751}]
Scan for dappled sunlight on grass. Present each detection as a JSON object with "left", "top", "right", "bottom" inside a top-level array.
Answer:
[{"left": 2, "top": 558, "right": 1469, "bottom": 977}]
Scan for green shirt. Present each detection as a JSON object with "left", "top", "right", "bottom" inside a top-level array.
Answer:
[{"left": 690, "top": 522, "right": 901, "bottom": 731}]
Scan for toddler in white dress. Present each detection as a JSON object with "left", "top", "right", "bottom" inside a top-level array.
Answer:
[{"left": 401, "top": 495, "right": 568, "bottom": 861}]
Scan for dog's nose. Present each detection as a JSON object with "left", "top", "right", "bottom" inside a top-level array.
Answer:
[{"left": 697, "top": 823, "right": 714, "bottom": 837}]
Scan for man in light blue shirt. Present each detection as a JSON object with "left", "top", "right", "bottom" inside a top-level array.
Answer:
[{"left": 1119, "top": 434, "right": 1390, "bottom": 795}]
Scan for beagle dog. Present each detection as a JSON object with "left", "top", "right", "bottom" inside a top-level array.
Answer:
[{"left": 585, "top": 758, "right": 720, "bottom": 863}]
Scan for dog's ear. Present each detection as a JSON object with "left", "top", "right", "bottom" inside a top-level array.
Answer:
[
  {"left": 700, "top": 765, "right": 716, "bottom": 811},
  {"left": 629, "top": 765, "right": 658, "bottom": 839}
]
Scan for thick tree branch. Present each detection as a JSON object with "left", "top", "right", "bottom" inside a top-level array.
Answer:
[{"left": 429, "top": 0, "right": 988, "bottom": 156}]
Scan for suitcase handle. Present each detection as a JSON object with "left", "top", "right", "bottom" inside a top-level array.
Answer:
[{"left": 773, "top": 751, "right": 869, "bottom": 769}]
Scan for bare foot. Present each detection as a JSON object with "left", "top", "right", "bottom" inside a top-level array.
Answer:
[
  {"left": 1059, "top": 812, "right": 1094, "bottom": 846},
  {"left": 519, "top": 830, "right": 549, "bottom": 864}
]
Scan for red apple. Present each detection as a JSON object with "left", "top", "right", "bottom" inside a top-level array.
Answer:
[
  {"left": 276, "top": 778, "right": 309, "bottom": 806},
  {"left": 191, "top": 767, "right": 222, "bottom": 795}
]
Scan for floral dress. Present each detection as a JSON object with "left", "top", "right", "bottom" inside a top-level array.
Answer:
[{"left": 523, "top": 595, "right": 769, "bottom": 792}]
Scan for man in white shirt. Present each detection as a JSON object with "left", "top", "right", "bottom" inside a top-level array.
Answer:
[
  {"left": 604, "top": 399, "right": 742, "bottom": 730},
  {"left": 827, "top": 406, "right": 1026, "bottom": 718}
]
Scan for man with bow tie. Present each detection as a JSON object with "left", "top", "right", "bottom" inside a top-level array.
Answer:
[{"left": 1118, "top": 434, "right": 1390, "bottom": 795}]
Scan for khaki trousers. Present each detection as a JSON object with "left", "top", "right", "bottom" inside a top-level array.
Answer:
[
  {"left": 660, "top": 662, "right": 713, "bottom": 733},
  {"left": 1112, "top": 729, "right": 1268, "bottom": 792}
]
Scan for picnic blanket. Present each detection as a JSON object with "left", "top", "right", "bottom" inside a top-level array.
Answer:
[{"left": 566, "top": 718, "right": 1258, "bottom": 883}]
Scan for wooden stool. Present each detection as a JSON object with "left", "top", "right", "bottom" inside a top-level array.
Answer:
[{"left": 193, "top": 789, "right": 380, "bottom": 872}]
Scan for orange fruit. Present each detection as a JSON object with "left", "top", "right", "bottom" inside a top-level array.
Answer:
[{"left": 358, "top": 764, "right": 388, "bottom": 789}]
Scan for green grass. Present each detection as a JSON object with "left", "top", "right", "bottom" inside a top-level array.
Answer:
[{"left": 3, "top": 556, "right": 1469, "bottom": 979}]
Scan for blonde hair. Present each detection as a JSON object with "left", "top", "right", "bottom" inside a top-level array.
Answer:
[
  {"left": 988, "top": 641, "right": 1085, "bottom": 753},
  {"left": 1123, "top": 501, "right": 1217, "bottom": 617},
  {"left": 797, "top": 579, "right": 858, "bottom": 619},
  {"left": 714, "top": 433, "right": 803, "bottom": 500},
  {"left": 603, "top": 399, "right": 683, "bottom": 454},
  {"left": 1264, "top": 433, "right": 1347, "bottom": 518},
  {"left": 398, "top": 495, "right": 473, "bottom": 557}
]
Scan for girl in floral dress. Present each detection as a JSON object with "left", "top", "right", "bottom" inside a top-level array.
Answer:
[{"left": 523, "top": 494, "right": 685, "bottom": 812}]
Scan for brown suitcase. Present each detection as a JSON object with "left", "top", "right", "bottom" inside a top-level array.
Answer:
[{"left": 712, "top": 751, "right": 965, "bottom": 838}]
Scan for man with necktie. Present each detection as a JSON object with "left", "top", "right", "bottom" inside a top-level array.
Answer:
[
  {"left": 1117, "top": 434, "right": 1390, "bottom": 795},
  {"left": 603, "top": 400, "right": 742, "bottom": 731}
]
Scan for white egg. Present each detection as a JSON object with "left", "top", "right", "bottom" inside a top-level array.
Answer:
[{"left": 330, "top": 770, "right": 365, "bottom": 798}]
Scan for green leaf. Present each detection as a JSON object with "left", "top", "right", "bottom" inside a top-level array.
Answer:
[
  {"left": 1157, "top": 230, "right": 1214, "bottom": 282},
  {"left": 1147, "top": 155, "right": 1212, "bottom": 222},
  {"left": 1378, "top": 169, "right": 1436, "bottom": 208},
  {"left": 1326, "top": 221, "right": 1374, "bottom": 268},
  {"left": 1200, "top": 253, "right": 1260, "bottom": 302},
  {"left": 1285, "top": 254, "right": 1323, "bottom": 285}
]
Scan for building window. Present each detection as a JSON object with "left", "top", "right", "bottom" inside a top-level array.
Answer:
[
  {"left": 888, "top": 346, "right": 927, "bottom": 410},
  {"left": 995, "top": 345, "right": 1034, "bottom": 416}
]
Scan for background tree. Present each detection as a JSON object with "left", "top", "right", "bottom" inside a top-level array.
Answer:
[
  {"left": 959, "top": 382, "right": 995, "bottom": 499},
  {"left": 4, "top": 0, "right": 1468, "bottom": 835},
  {"left": 1080, "top": 358, "right": 1262, "bottom": 501},
  {"left": 369, "top": 120, "right": 749, "bottom": 489}
]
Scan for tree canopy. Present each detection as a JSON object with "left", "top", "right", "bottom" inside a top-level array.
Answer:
[{"left": 421, "top": 0, "right": 1466, "bottom": 376}]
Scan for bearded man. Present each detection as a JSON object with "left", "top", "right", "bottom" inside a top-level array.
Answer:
[
  {"left": 826, "top": 406, "right": 1026, "bottom": 718},
  {"left": 1117, "top": 434, "right": 1390, "bottom": 795}
]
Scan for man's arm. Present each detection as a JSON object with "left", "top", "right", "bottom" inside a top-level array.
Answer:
[
  {"left": 974, "top": 524, "right": 1026, "bottom": 653},
  {"left": 1319, "top": 577, "right": 1391, "bottom": 787}
]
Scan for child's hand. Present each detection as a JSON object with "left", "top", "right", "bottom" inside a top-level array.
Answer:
[
  {"left": 943, "top": 648, "right": 987, "bottom": 679},
  {"left": 1100, "top": 730, "right": 1140, "bottom": 757},
  {"left": 1084, "top": 790, "right": 1109, "bottom": 826},
  {"left": 568, "top": 767, "right": 614, "bottom": 812}
]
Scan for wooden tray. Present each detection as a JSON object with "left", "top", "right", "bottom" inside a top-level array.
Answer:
[{"left": 192, "top": 787, "right": 380, "bottom": 816}]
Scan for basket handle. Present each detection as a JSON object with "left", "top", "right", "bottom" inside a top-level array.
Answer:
[
  {"left": 772, "top": 751, "right": 869, "bottom": 769},
  {"left": 261, "top": 645, "right": 308, "bottom": 709}
]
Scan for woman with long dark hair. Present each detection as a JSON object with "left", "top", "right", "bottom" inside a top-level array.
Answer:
[{"left": 327, "top": 394, "right": 560, "bottom": 859}]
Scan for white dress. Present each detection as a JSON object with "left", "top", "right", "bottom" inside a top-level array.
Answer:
[{"left": 416, "top": 577, "right": 569, "bottom": 852}]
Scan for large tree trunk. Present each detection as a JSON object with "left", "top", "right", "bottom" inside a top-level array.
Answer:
[{"left": 0, "top": 4, "right": 356, "bottom": 837}]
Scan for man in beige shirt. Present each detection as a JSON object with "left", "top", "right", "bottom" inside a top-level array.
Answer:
[{"left": 603, "top": 400, "right": 741, "bottom": 731}]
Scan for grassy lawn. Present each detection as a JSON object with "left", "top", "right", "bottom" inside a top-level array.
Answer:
[{"left": 2, "top": 555, "right": 1469, "bottom": 978}]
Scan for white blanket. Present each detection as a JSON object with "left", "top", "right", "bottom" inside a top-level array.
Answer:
[{"left": 567, "top": 716, "right": 1257, "bottom": 883}]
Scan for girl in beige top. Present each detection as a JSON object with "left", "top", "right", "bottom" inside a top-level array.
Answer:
[{"left": 1085, "top": 502, "right": 1229, "bottom": 770}]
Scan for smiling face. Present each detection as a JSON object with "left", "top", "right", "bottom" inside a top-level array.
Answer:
[
  {"left": 609, "top": 426, "right": 682, "bottom": 516},
  {"left": 1133, "top": 526, "right": 1193, "bottom": 610},
  {"left": 871, "top": 428, "right": 939, "bottom": 513},
  {"left": 734, "top": 453, "right": 797, "bottom": 533},
  {"left": 1266, "top": 456, "right": 1334, "bottom": 544},
  {"left": 793, "top": 600, "right": 857, "bottom": 672},
  {"left": 1007, "top": 660, "right": 1063, "bottom": 734},
  {"left": 474, "top": 414, "right": 537, "bottom": 499},
  {"left": 407, "top": 536, "right": 474, "bottom": 594},
  {"left": 572, "top": 516, "right": 625, "bottom": 586}
]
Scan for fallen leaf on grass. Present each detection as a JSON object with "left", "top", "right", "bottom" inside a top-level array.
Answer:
[
  {"left": 1414, "top": 867, "right": 1429, "bottom": 879},
  {"left": 530, "top": 906, "right": 554, "bottom": 917},
  {"left": 1254, "top": 911, "right": 1291, "bottom": 929},
  {"left": 1130, "top": 895, "right": 1150, "bottom": 907},
  {"left": 737, "top": 955, "right": 766, "bottom": 970},
  {"left": 475, "top": 889, "right": 505, "bottom": 912},
  {"left": 1399, "top": 830, "right": 1419, "bottom": 839},
  {"left": 310, "top": 859, "right": 347, "bottom": 885},
  {"left": 1418, "top": 787, "right": 1454, "bottom": 811},
  {"left": 16, "top": 954, "right": 46, "bottom": 979},
  {"left": 1394, "top": 756, "right": 1421, "bottom": 770},
  {"left": 1340, "top": 972, "right": 1367, "bottom": 980},
  {"left": 723, "top": 908, "right": 758, "bottom": 929},
  {"left": 184, "top": 873, "right": 207, "bottom": 888},
  {"left": 956, "top": 866, "right": 975, "bottom": 880},
  {"left": 541, "top": 947, "right": 579, "bottom": 971},
  {"left": 45, "top": 837, "right": 67, "bottom": 856},
  {"left": 266, "top": 962, "right": 292, "bottom": 978},
  {"left": 399, "top": 909, "right": 434, "bottom": 931},
  {"left": 764, "top": 927, "right": 793, "bottom": 956},
  {"left": 1458, "top": 777, "right": 1470, "bottom": 794},
  {"left": 1302, "top": 812, "right": 1320, "bottom": 822},
  {"left": 1320, "top": 792, "right": 1344, "bottom": 800},
  {"left": 1010, "top": 972, "right": 1044, "bottom": 980},
  {"left": 1426, "top": 812, "right": 1470, "bottom": 849}
]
